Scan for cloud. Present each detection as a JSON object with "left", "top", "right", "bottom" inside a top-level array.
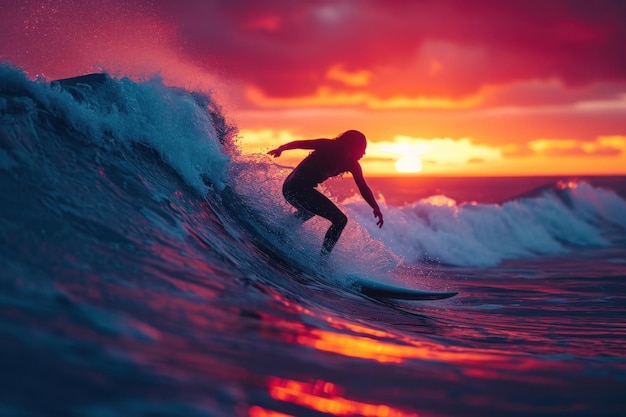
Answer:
[
  {"left": 3, "top": 0, "right": 626, "bottom": 107},
  {"left": 147, "top": 0, "right": 626, "bottom": 102},
  {"left": 369, "top": 135, "right": 502, "bottom": 165},
  {"left": 245, "top": 85, "right": 484, "bottom": 109},
  {"left": 326, "top": 65, "right": 371, "bottom": 87},
  {"left": 529, "top": 136, "right": 626, "bottom": 157}
]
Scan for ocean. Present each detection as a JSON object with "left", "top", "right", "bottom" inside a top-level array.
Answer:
[{"left": 1, "top": 64, "right": 625, "bottom": 417}]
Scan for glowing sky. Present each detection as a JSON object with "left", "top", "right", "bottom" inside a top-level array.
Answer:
[{"left": 2, "top": 0, "right": 626, "bottom": 175}]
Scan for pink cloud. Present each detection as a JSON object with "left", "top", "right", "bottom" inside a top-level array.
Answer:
[
  {"left": 147, "top": 0, "right": 626, "bottom": 100},
  {"left": 2, "top": 0, "right": 625, "bottom": 105}
]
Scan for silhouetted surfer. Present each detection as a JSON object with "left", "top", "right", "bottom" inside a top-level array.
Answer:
[{"left": 268, "top": 130, "right": 384, "bottom": 255}]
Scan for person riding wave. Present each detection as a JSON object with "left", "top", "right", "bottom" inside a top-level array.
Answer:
[{"left": 268, "top": 130, "right": 383, "bottom": 255}]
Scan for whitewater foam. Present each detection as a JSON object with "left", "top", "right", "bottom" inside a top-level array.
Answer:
[
  {"left": 346, "top": 181, "right": 626, "bottom": 267},
  {"left": 2, "top": 65, "right": 231, "bottom": 195}
]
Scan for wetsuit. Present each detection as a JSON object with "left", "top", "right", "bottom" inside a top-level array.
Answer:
[{"left": 282, "top": 142, "right": 354, "bottom": 254}]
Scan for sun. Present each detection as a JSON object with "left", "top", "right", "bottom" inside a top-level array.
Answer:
[{"left": 395, "top": 155, "right": 423, "bottom": 173}]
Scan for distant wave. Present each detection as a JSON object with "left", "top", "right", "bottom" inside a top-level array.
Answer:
[{"left": 345, "top": 181, "right": 626, "bottom": 266}]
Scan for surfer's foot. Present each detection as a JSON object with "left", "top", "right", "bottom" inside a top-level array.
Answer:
[{"left": 319, "top": 249, "right": 331, "bottom": 269}]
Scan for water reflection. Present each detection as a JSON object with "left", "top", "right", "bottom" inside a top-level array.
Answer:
[
  {"left": 263, "top": 377, "right": 420, "bottom": 417},
  {"left": 249, "top": 405, "right": 294, "bottom": 417},
  {"left": 297, "top": 328, "right": 507, "bottom": 364}
]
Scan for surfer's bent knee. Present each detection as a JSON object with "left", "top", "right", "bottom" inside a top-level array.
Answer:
[
  {"left": 335, "top": 212, "right": 348, "bottom": 229},
  {"left": 283, "top": 183, "right": 304, "bottom": 207}
]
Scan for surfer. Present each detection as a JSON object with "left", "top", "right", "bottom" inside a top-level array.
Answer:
[{"left": 268, "top": 130, "right": 384, "bottom": 255}]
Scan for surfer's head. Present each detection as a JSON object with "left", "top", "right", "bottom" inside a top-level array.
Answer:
[{"left": 336, "top": 130, "right": 367, "bottom": 160}]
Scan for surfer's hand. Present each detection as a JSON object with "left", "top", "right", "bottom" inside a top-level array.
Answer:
[
  {"left": 267, "top": 147, "right": 282, "bottom": 158},
  {"left": 374, "top": 208, "right": 383, "bottom": 228}
]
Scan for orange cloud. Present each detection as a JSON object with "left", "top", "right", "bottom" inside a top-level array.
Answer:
[
  {"left": 246, "top": 86, "right": 484, "bottom": 109},
  {"left": 326, "top": 65, "right": 371, "bottom": 87},
  {"left": 529, "top": 136, "right": 626, "bottom": 157},
  {"left": 371, "top": 136, "right": 502, "bottom": 166}
]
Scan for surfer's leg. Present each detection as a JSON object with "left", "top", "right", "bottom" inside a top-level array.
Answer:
[
  {"left": 297, "top": 189, "right": 347, "bottom": 255},
  {"left": 283, "top": 186, "right": 315, "bottom": 223},
  {"left": 321, "top": 217, "right": 347, "bottom": 255},
  {"left": 283, "top": 183, "right": 347, "bottom": 254}
]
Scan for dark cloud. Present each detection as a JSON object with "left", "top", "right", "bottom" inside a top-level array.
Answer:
[
  {"left": 2, "top": 0, "right": 625, "bottom": 106},
  {"left": 150, "top": 0, "right": 626, "bottom": 100}
]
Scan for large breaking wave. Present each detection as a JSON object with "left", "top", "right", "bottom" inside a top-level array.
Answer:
[{"left": 1, "top": 63, "right": 625, "bottom": 279}]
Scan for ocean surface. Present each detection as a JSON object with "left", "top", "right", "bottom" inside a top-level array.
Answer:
[{"left": 1, "top": 64, "right": 625, "bottom": 417}]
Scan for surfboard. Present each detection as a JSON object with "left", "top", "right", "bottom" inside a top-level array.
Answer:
[{"left": 353, "top": 278, "right": 458, "bottom": 300}]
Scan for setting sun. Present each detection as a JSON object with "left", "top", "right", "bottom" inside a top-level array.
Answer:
[{"left": 395, "top": 155, "right": 423, "bottom": 173}]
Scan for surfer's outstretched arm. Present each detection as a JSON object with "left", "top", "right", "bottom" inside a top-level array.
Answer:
[
  {"left": 267, "top": 139, "right": 331, "bottom": 158},
  {"left": 351, "top": 163, "right": 384, "bottom": 228}
]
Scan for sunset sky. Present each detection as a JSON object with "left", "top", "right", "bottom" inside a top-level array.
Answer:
[{"left": 2, "top": 0, "right": 626, "bottom": 176}]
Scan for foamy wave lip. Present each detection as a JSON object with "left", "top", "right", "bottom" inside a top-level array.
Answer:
[
  {"left": 39, "top": 68, "right": 233, "bottom": 194},
  {"left": 346, "top": 181, "right": 626, "bottom": 267},
  {"left": 566, "top": 181, "right": 626, "bottom": 229}
]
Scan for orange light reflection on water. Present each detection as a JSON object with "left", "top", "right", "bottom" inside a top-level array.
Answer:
[
  {"left": 248, "top": 405, "right": 294, "bottom": 417},
  {"left": 298, "top": 328, "right": 504, "bottom": 365},
  {"left": 266, "top": 377, "right": 420, "bottom": 417},
  {"left": 268, "top": 292, "right": 390, "bottom": 337},
  {"left": 268, "top": 290, "right": 510, "bottom": 366}
]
